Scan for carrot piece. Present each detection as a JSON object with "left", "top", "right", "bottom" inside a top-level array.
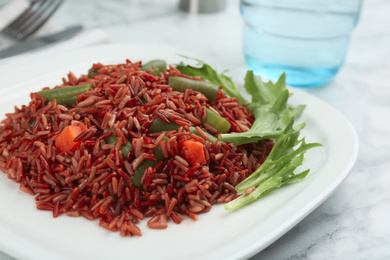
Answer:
[
  {"left": 181, "top": 140, "right": 207, "bottom": 166},
  {"left": 55, "top": 125, "right": 87, "bottom": 153}
]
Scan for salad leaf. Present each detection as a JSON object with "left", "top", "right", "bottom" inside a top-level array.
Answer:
[
  {"left": 244, "top": 70, "right": 286, "bottom": 109},
  {"left": 219, "top": 70, "right": 306, "bottom": 144},
  {"left": 224, "top": 129, "right": 322, "bottom": 210}
]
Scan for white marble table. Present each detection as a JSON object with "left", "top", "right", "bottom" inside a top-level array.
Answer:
[{"left": 0, "top": 0, "right": 389, "bottom": 259}]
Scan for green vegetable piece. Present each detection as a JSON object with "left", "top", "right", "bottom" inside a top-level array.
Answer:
[
  {"left": 189, "top": 126, "right": 218, "bottom": 142},
  {"left": 104, "top": 134, "right": 117, "bottom": 145},
  {"left": 140, "top": 97, "right": 147, "bottom": 104},
  {"left": 149, "top": 117, "right": 180, "bottom": 133},
  {"left": 168, "top": 76, "right": 218, "bottom": 102},
  {"left": 224, "top": 129, "right": 322, "bottom": 211},
  {"left": 149, "top": 110, "right": 229, "bottom": 135},
  {"left": 201, "top": 108, "right": 230, "bottom": 133},
  {"left": 176, "top": 58, "right": 248, "bottom": 104},
  {"left": 87, "top": 68, "right": 99, "bottom": 78},
  {"left": 131, "top": 138, "right": 167, "bottom": 188},
  {"left": 104, "top": 128, "right": 132, "bottom": 159},
  {"left": 27, "top": 118, "right": 36, "bottom": 128},
  {"left": 141, "top": 59, "right": 167, "bottom": 76},
  {"left": 219, "top": 72, "right": 305, "bottom": 145},
  {"left": 119, "top": 142, "right": 132, "bottom": 160},
  {"left": 38, "top": 84, "right": 93, "bottom": 106},
  {"left": 149, "top": 109, "right": 229, "bottom": 135},
  {"left": 54, "top": 96, "right": 79, "bottom": 107}
]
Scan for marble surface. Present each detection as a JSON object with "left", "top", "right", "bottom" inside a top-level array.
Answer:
[{"left": 0, "top": 0, "right": 389, "bottom": 259}]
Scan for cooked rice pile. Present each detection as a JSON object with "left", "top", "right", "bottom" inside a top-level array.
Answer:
[{"left": 0, "top": 60, "right": 273, "bottom": 236}]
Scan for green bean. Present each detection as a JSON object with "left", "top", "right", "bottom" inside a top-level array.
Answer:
[
  {"left": 201, "top": 108, "right": 231, "bottom": 133},
  {"left": 38, "top": 84, "right": 93, "bottom": 106},
  {"left": 27, "top": 118, "right": 36, "bottom": 128},
  {"left": 189, "top": 126, "right": 218, "bottom": 142},
  {"left": 149, "top": 109, "right": 230, "bottom": 134},
  {"left": 104, "top": 128, "right": 132, "bottom": 159},
  {"left": 141, "top": 59, "right": 167, "bottom": 76},
  {"left": 132, "top": 138, "right": 167, "bottom": 188},
  {"left": 168, "top": 76, "right": 218, "bottom": 102},
  {"left": 148, "top": 117, "right": 180, "bottom": 133},
  {"left": 87, "top": 68, "right": 99, "bottom": 78},
  {"left": 119, "top": 142, "right": 132, "bottom": 160},
  {"left": 140, "top": 97, "right": 147, "bottom": 104},
  {"left": 53, "top": 96, "right": 79, "bottom": 107}
]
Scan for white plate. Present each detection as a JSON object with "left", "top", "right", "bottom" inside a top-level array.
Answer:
[{"left": 0, "top": 43, "right": 358, "bottom": 260}]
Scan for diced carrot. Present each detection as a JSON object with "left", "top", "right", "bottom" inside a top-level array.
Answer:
[
  {"left": 181, "top": 140, "right": 207, "bottom": 166},
  {"left": 55, "top": 125, "right": 87, "bottom": 153}
]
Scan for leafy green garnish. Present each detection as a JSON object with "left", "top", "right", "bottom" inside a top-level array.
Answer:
[
  {"left": 176, "top": 58, "right": 321, "bottom": 210},
  {"left": 224, "top": 128, "right": 321, "bottom": 210},
  {"left": 219, "top": 71, "right": 306, "bottom": 144}
]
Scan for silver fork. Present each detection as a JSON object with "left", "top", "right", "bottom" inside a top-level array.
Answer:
[{"left": 0, "top": 0, "right": 62, "bottom": 49}]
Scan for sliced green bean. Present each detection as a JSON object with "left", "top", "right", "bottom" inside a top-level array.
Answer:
[
  {"left": 27, "top": 118, "right": 36, "bottom": 128},
  {"left": 149, "top": 109, "right": 230, "bottom": 134},
  {"left": 104, "top": 128, "right": 132, "bottom": 159},
  {"left": 132, "top": 137, "right": 168, "bottom": 188},
  {"left": 189, "top": 126, "right": 218, "bottom": 142},
  {"left": 54, "top": 96, "right": 79, "bottom": 107},
  {"left": 148, "top": 117, "right": 180, "bottom": 133},
  {"left": 141, "top": 59, "right": 167, "bottom": 76},
  {"left": 38, "top": 84, "right": 93, "bottom": 106},
  {"left": 201, "top": 108, "right": 231, "bottom": 133},
  {"left": 119, "top": 142, "right": 132, "bottom": 160},
  {"left": 87, "top": 68, "right": 99, "bottom": 78},
  {"left": 168, "top": 76, "right": 218, "bottom": 102},
  {"left": 140, "top": 97, "right": 148, "bottom": 104}
]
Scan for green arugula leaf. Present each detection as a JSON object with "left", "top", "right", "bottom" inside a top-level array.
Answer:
[
  {"left": 244, "top": 71, "right": 286, "bottom": 107},
  {"left": 219, "top": 71, "right": 305, "bottom": 144},
  {"left": 224, "top": 130, "right": 322, "bottom": 211}
]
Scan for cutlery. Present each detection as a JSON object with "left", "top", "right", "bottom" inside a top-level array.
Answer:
[
  {"left": 0, "top": 0, "right": 63, "bottom": 49},
  {"left": 0, "top": 25, "right": 83, "bottom": 59}
]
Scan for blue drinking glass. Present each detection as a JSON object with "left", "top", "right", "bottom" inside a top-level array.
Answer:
[{"left": 240, "top": 0, "right": 362, "bottom": 87}]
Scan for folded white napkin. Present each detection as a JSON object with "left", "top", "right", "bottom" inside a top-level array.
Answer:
[{"left": 0, "top": 0, "right": 111, "bottom": 66}]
